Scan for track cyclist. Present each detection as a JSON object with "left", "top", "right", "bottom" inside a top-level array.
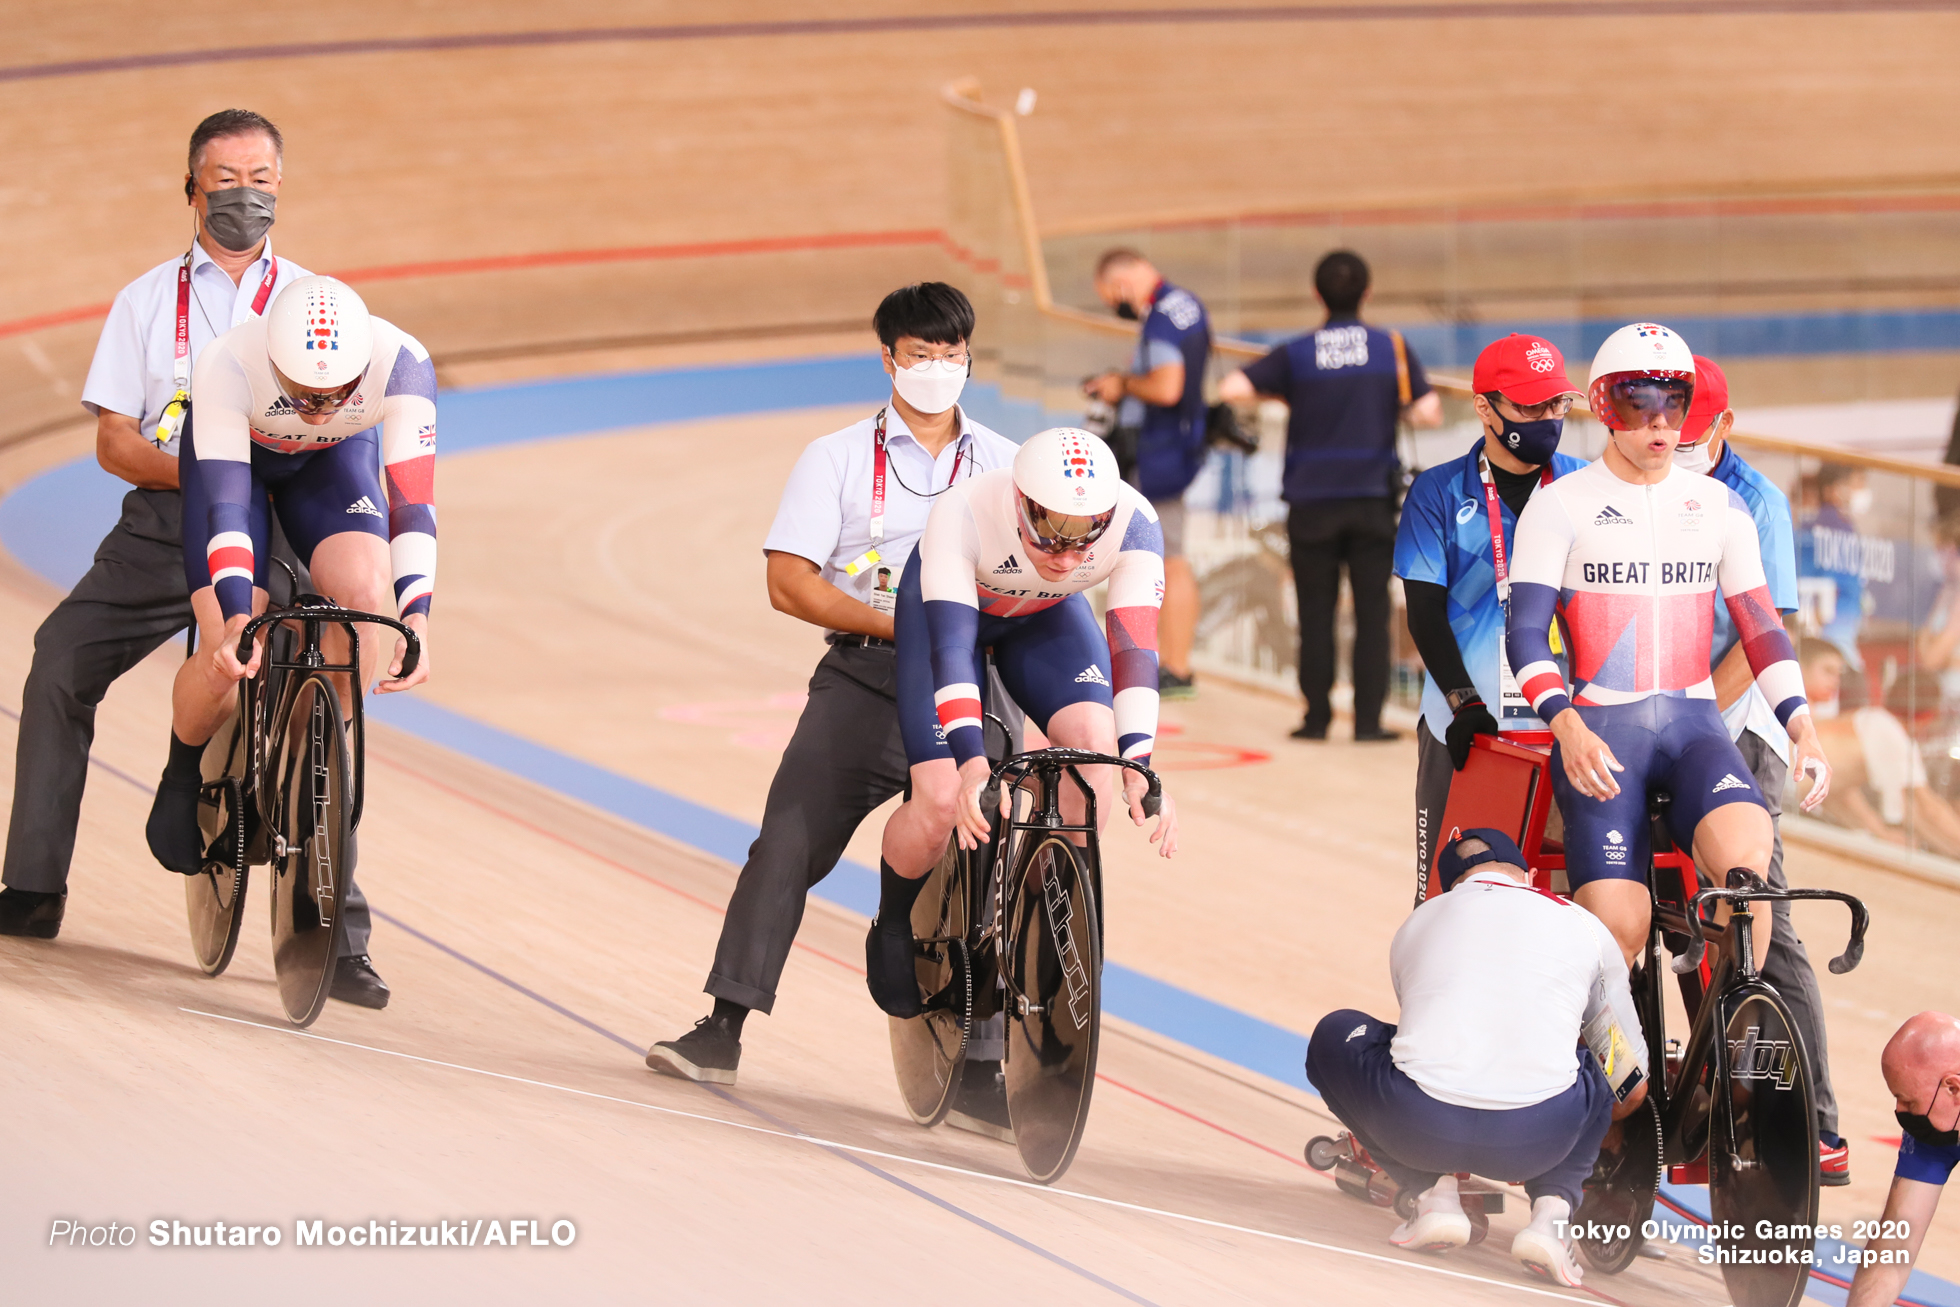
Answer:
[
  {"left": 865, "top": 427, "right": 1178, "bottom": 1016},
  {"left": 1504, "top": 322, "right": 1831, "bottom": 972},
  {"left": 146, "top": 275, "right": 436, "bottom": 871}
]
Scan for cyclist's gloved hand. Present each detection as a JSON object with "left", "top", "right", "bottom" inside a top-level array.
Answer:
[{"left": 1446, "top": 694, "right": 1500, "bottom": 771}]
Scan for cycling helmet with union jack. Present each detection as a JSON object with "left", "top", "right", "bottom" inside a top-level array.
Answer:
[
  {"left": 1012, "top": 427, "right": 1120, "bottom": 553},
  {"left": 1587, "top": 322, "right": 1696, "bottom": 433}
]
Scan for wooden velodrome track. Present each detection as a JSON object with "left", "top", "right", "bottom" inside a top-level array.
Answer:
[{"left": 4, "top": 5, "right": 1960, "bottom": 1303}]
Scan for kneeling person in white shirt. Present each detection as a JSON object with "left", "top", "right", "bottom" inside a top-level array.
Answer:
[{"left": 1306, "top": 829, "right": 1648, "bottom": 1288}]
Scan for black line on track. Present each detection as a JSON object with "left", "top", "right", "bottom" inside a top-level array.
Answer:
[
  {"left": 366, "top": 909, "right": 1160, "bottom": 1305},
  {"left": 3, "top": 3, "right": 1956, "bottom": 84}
]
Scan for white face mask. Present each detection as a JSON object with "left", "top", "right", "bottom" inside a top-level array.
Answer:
[
  {"left": 1848, "top": 486, "right": 1875, "bottom": 516},
  {"left": 1674, "top": 440, "right": 1713, "bottom": 475},
  {"left": 890, "top": 356, "right": 968, "bottom": 415},
  {"left": 1810, "top": 695, "right": 1840, "bottom": 720}
]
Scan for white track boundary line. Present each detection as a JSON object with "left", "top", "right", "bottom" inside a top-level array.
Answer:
[{"left": 183, "top": 1007, "right": 1597, "bottom": 1305}]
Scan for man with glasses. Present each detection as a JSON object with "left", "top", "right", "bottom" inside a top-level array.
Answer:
[
  {"left": 1395, "top": 334, "right": 1586, "bottom": 900},
  {"left": 145, "top": 275, "right": 436, "bottom": 1007},
  {"left": 1504, "top": 323, "right": 1832, "bottom": 978},
  {"left": 646, "top": 283, "right": 1020, "bottom": 1084},
  {"left": 865, "top": 426, "right": 1178, "bottom": 1017},
  {"left": 0, "top": 111, "right": 312, "bottom": 943}
]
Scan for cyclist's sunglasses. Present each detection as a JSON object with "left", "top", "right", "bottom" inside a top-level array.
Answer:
[
  {"left": 1017, "top": 494, "right": 1114, "bottom": 555},
  {"left": 273, "top": 363, "right": 367, "bottom": 416},
  {"left": 1605, "top": 376, "right": 1694, "bottom": 429}
]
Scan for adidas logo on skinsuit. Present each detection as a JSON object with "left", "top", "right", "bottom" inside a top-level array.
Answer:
[
  {"left": 1075, "top": 665, "right": 1110, "bottom": 686},
  {"left": 1712, "top": 773, "right": 1749, "bottom": 794},
  {"left": 346, "top": 496, "right": 383, "bottom": 517},
  {"left": 1594, "top": 505, "right": 1633, "bottom": 525},
  {"left": 993, "top": 554, "right": 1022, "bottom": 575},
  {"left": 263, "top": 396, "right": 295, "bottom": 417}
]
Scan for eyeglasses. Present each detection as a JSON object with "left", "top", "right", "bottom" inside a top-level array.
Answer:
[
  {"left": 1487, "top": 392, "right": 1575, "bottom": 422},
  {"left": 1017, "top": 494, "right": 1114, "bottom": 555},
  {"left": 273, "top": 363, "right": 367, "bottom": 415},
  {"left": 1605, "top": 377, "right": 1694, "bottom": 429},
  {"left": 890, "top": 345, "right": 971, "bottom": 369}
]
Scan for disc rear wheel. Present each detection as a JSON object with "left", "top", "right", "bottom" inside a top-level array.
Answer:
[
  {"left": 1576, "top": 1097, "right": 1661, "bottom": 1274},
  {"left": 1002, "top": 833, "right": 1101, "bottom": 1185},
  {"left": 270, "top": 674, "right": 352, "bottom": 1028}
]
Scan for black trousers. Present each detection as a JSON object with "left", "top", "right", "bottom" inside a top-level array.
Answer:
[
  {"left": 3, "top": 486, "right": 370, "bottom": 955},
  {"left": 707, "top": 642, "right": 910, "bottom": 1013},
  {"left": 1288, "top": 497, "right": 1398, "bottom": 734}
]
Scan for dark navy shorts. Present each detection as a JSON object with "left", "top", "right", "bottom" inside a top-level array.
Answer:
[
  {"left": 894, "top": 552, "right": 1112, "bottom": 767},
  {"left": 1554, "top": 697, "right": 1768, "bottom": 890},
  {"left": 181, "top": 421, "right": 387, "bottom": 597}
]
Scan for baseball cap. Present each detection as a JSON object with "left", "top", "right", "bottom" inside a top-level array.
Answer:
[
  {"left": 1680, "top": 355, "right": 1731, "bottom": 443},
  {"left": 1472, "top": 333, "right": 1582, "bottom": 406},
  {"left": 1436, "top": 827, "right": 1527, "bottom": 892}
]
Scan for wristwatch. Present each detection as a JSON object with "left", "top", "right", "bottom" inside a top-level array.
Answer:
[{"left": 1445, "top": 688, "right": 1483, "bottom": 714}]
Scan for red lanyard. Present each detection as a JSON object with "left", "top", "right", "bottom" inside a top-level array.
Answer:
[
  {"left": 173, "top": 251, "right": 279, "bottom": 388},
  {"left": 870, "top": 406, "right": 965, "bottom": 544},
  {"left": 1479, "top": 453, "right": 1553, "bottom": 596}
]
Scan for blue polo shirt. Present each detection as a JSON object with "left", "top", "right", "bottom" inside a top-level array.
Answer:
[
  {"left": 1796, "top": 501, "right": 1866, "bottom": 669},
  {"left": 1394, "top": 440, "right": 1586, "bottom": 741},
  {"left": 1896, "top": 1130, "right": 1960, "bottom": 1185},
  {"left": 1708, "top": 443, "right": 1799, "bottom": 756},
  {"left": 1120, "top": 279, "right": 1212, "bottom": 501},
  {"left": 1241, "top": 316, "right": 1432, "bottom": 503}
]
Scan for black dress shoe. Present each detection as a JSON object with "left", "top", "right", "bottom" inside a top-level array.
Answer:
[
  {"left": 0, "top": 888, "right": 64, "bottom": 939},
  {"left": 1289, "top": 720, "right": 1329, "bottom": 741},
  {"left": 1353, "top": 726, "right": 1403, "bottom": 742},
  {"left": 329, "top": 954, "right": 391, "bottom": 1009},
  {"left": 864, "top": 918, "right": 923, "bottom": 1018},
  {"left": 647, "top": 1016, "right": 743, "bottom": 1085}
]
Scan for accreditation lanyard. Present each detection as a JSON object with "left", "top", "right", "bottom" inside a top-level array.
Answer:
[
  {"left": 1480, "top": 453, "right": 1557, "bottom": 724},
  {"left": 154, "top": 252, "right": 279, "bottom": 446},
  {"left": 845, "top": 406, "right": 966, "bottom": 577}
]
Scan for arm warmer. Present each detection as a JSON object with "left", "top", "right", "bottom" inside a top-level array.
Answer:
[{"left": 1403, "top": 579, "right": 1474, "bottom": 702}]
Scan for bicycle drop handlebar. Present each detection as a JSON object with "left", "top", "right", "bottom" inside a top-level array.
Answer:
[
  {"left": 238, "top": 598, "right": 422, "bottom": 680},
  {"left": 978, "top": 747, "right": 1163, "bottom": 823},
  {"left": 1672, "top": 868, "right": 1870, "bottom": 977}
]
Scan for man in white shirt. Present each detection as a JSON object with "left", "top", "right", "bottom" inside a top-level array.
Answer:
[
  {"left": 0, "top": 115, "right": 341, "bottom": 949},
  {"left": 1307, "top": 829, "right": 1647, "bottom": 1288},
  {"left": 645, "top": 283, "right": 1020, "bottom": 1086}
]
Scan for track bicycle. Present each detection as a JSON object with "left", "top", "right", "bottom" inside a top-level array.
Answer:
[
  {"left": 185, "top": 585, "right": 419, "bottom": 1027},
  {"left": 887, "top": 741, "right": 1162, "bottom": 1185}
]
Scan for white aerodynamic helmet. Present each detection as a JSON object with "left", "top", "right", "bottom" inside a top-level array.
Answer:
[
  {"left": 1587, "top": 322, "right": 1696, "bottom": 433},
  {"left": 1012, "top": 427, "right": 1120, "bottom": 553},
  {"left": 266, "top": 275, "right": 373, "bottom": 408}
]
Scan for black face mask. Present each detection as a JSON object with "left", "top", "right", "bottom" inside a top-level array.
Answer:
[
  {"left": 1897, "top": 1107, "right": 1960, "bottom": 1148},
  {"left": 1494, "top": 415, "right": 1563, "bottom": 466},
  {"left": 1114, "top": 302, "right": 1139, "bottom": 321},
  {"left": 201, "top": 186, "right": 276, "bottom": 252}
]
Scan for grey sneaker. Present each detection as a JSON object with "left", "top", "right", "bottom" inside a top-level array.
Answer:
[
  {"left": 1158, "top": 668, "right": 1197, "bottom": 700},
  {"left": 647, "top": 1016, "right": 742, "bottom": 1085}
]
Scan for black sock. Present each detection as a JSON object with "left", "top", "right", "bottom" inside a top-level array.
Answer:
[
  {"left": 164, "top": 732, "right": 205, "bottom": 783},
  {"left": 878, "top": 859, "right": 925, "bottom": 933},
  {"left": 710, "top": 997, "right": 749, "bottom": 1038}
]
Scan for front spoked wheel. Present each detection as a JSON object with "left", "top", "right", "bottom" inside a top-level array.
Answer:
[
  {"left": 1002, "top": 833, "right": 1101, "bottom": 1185},
  {"left": 270, "top": 673, "right": 353, "bottom": 1028},
  {"left": 186, "top": 714, "right": 251, "bottom": 976},
  {"left": 889, "top": 838, "right": 975, "bottom": 1125},
  {"left": 1710, "top": 989, "right": 1819, "bottom": 1307}
]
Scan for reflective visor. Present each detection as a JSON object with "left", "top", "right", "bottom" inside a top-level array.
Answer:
[
  {"left": 1606, "top": 375, "right": 1694, "bottom": 430},
  {"left": 272, "top": 362, "right": 366, "bottom": 415},
  {"left": 1017, "top": 493, "right": 1114, "bottom": 554}
]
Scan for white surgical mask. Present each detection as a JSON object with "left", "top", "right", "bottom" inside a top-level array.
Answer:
[
  {"left": 1848, "top": 486, "right": 1875, "bottom": 516},
  {"left": 1810, "top": 696, "right": 1840, "bottom": 720},
  {"left": 1674, "top": 440, "right": 1713, "bottom": 475},
  {"left": 890, "top": 356, "right": 968, "bottom": 415}
]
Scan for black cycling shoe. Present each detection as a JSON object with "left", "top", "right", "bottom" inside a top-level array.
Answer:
[
  {"left": 144, "top": 775, "right": 206, "bottom": 875},
  {"left": 865, "top": 917, "right": 924, "bottom": 1018},
  {"left": 328, "top": 954, "right": 391, "bottom": 1009},
  {"left": 0, "top": 888, "right": 65, "bottom": 939},
  {"left": 646, "top": 1016, "right": 743, "bottom": 1085}
]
